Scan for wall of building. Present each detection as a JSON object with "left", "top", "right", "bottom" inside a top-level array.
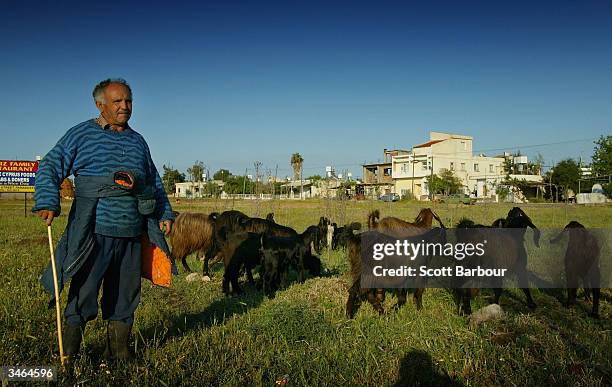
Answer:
[{"left": 390, "top": 132, "right": 544, "bottom": 200}]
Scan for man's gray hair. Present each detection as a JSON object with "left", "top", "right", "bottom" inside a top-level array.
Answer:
[{"left": 92, "top": 78, "right": 132, "bottom": 103}]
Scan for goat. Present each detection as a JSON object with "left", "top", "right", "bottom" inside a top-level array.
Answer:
[
  {"left": 454, "top": 218, "right": 536, "bottom": 315},
  {"left": 367, "top": 208, "right": 444, "bottom": 237},
  {"left": 257, "top": 222, "right": 326, "bottom": 298},
  {"left": 364, "top": 208, "right": 447, "bottom": 310},
  {"left": 259, "top": 232, "right": 306, "bottom": 297},
  {"left": 238, "top": 216, "right": 298, "bottom": 238},
  {"left": 332, "top": 222, "right": 362, "bottom": 250},
  {"left": 346, "top": 227, "right": 446, "bottom": 318},
  {"left": 505, "top": 207, "right": 541, "bottom": 247},
  {"left": 327, "top": 223, "right": 335, "bottom": 250},
  {"left": 550, "top": 221, "right": 601, "bottom": 318},
  {"left": 169, "top": 212, "right": 218, "bottom": 274},
  {"left": 217, "top": 228, "right": 263, "bottom": 296}
]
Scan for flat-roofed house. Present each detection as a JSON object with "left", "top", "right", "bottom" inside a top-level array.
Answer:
[
  {"left": 392, "top": 132, "right": 541, "bottom": 200},
  {"left": 361, "top": 149, "right": 409, "bottom": 198}
]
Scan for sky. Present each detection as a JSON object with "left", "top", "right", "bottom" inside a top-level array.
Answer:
[{"left": 1, "top": 0, "right": 610, "bottom": 179}]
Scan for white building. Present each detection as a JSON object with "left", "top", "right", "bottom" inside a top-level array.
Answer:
[
  {"left": 174, "top": 180, "right": 224, "bottom": 198},
  {"left": 391, "top": 132, "right": 542, "bottom": 200}
]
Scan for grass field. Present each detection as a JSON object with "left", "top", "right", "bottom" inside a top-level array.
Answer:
[{"left": 1, "top": 198, "right": 611, "bottom": 386}]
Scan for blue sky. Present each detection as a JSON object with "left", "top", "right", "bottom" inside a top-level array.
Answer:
[{"left": 1, "top": 0, "right": 610, "bottom": 179}]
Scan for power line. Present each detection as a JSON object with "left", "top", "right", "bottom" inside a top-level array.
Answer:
[{"left": 200, "top": 136, "right": 599, "bottom": 175}]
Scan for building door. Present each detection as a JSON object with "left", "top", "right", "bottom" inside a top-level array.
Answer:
[{"left": 477, "top": 179, "right": 485, "bottom": 197}]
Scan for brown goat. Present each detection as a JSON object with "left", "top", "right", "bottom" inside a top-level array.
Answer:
[
  {"left": 550, "top": 221, "right": 601, "bottom": 318},
  {"left": 346, "top": 232, "right": 385, "bottom": 317},
  {"left": 169, "top": 212, "right": 219, "bottom": 274},
  {"left": 363, "top": 208, "right": 446, "bottom": 311},
  {"left": 346, "top": 227, "right": 446, "bottom": 318},
  {"left": 368, "top": 208, "right": 444, "bottom": 237}
]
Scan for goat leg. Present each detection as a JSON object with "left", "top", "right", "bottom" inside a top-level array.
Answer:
[
  {"left": 413, "top": 288, "right": 425, "bottom": 310},
  {"left": 346, "top": 280, "right": 362, "bottom": 318}
]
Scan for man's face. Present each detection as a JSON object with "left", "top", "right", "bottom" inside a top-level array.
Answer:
[{"left": 96, "top": 83, "right": 132, "bottom": 126}]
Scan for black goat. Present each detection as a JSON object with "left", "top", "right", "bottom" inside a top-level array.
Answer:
[
  {"left": 550, "top": 221, "right": 601, "bottom": 318},
  {"left": 332, "top": 222, "right": 362, "bottom": 250},
  {"left": 217, "top": 228, "right": 263, "bottom": 296},
  {"left": 454, "top": 218, "right": 536, "bottom": 314},
  {"left": 259, "top": 233, "right": 306, "bottom": 297}
]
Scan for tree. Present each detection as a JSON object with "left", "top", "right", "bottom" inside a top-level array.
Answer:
[
  {"left": 426, "top": 169, "right": 462, "bottom": 196},
  {"left": 213, "top": 169, "right": 231, "bottom": 181},
  {"left": 290, "top": 153, "right": 303, "bottom": 181},
  {"left": 291, "top": 153, "right": 304, "bottom": 199},
  {"left": 306, "top": 174, "right": 322, "bottom": 182},
  {"left": 502, "top": 156, "right": 514, "bottom": 178},
  {"left": 203, "top": 181, "right": 221, "bottom": 197},
  {"left": 551, "top": 159, "right": 580, "bottom": 198},
  {"left": 592, "top": 135, "right": 612, "bottom": 176},
  {"left": 162, "top": 165, "right": 185, "bottom": 194},
  {"left": 186, "top": 160, "right": 205, "bottom": 182},
  {"left": 223, "top": 175, "right": 255, "bottom": 194}
]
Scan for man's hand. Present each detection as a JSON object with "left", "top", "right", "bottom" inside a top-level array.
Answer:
[
  {"left": 159, "top": 219, "right": 173, "bottom": 236},
  {"left": 37, "top": 210, "right": 56, "bottom": 226}
]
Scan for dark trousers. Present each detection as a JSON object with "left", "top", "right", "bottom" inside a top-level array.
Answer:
[{"left": 65, "top": 233, "right": 142, "bottom": 326}]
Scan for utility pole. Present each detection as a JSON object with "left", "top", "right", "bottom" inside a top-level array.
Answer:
[
  {"left": 300, "top": 164, "right": 304, "bottom": 200},
  {"left": 242, "top": 168, "right": 247, "bottom": 196},
  {"left": 254, "top": 161, "right": 262, "bottom": 197},
  {"left": 411, "top": 156, "right": 416, "bottom": 199},
  {"left": 429, "top": 155, "right": 434, "bottom": 201},
  {"left": 274, "top": 164, "right": 278, "bottom": 199}
]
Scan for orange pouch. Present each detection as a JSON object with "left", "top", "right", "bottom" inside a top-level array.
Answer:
[{"left": 141, "top": 234, "right": 172, "bottom": 287}]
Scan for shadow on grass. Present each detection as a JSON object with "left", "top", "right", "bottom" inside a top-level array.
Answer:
[
  {"left": 483, "top": 287, "right": 612, "bottom": 383},
  {"left": 138, "top": 286, "right": 265, "bottom": 346},
  {"left": 393, "top": 349, "right": 464, "bottom": 387}
]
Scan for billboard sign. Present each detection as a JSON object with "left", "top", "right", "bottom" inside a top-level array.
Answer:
[{"left": 0, "top": 160, "right": 38, "bottom": 193}]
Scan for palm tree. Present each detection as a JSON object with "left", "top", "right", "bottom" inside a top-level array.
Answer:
[
  {"left": 291, "top": 153, "right": 303, "bottom": 181},
  {"left": 290, "top": 153, "right": 304, "bottom": 199}
]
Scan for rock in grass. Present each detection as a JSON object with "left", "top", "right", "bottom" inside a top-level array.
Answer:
[
  {"left": 186, "top": 273, "right": 202, "bottom": 283},
  {"left": 468, "top": 304, "right": 504, "bottom": 329}
]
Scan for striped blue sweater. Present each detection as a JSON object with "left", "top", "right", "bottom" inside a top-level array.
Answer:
[{"left": 33, "top": 119, "right": 174, "bottom": 237}]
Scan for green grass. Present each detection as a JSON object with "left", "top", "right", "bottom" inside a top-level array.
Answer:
[{"left": 0, "top": 198, "right": 610, "bottom": 385}]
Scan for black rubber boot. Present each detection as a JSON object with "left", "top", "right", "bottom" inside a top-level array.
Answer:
[
  {"left": 63, "top": 323, "right": 85, "bottom": 366},
  {"left": 103, "top": 321, "right": 133, "bottom": 361}
]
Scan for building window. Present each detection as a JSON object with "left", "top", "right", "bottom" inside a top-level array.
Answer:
[
  {"left": 450, "top": 162, "right": 454, "bottom": 171},
  {"left": 460, "top": 163, "right": 466, "bottom": 171},
  {"left": 474, "top": 163, "right": 479, "bottom": 172},
  {"left": 461, "top": 141, "right": 467, "bottom": 151},
  {"left": 489, "top": 164, "right": 494, "bottom": 173}
]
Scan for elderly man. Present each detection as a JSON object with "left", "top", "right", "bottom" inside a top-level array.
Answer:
[{"left": 33, "top": 78, "right": 175, "bottom": 362}]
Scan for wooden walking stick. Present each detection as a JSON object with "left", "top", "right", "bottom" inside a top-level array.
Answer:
[{"left": 47, "top": 225, "right": 66, "bottom": 367}]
